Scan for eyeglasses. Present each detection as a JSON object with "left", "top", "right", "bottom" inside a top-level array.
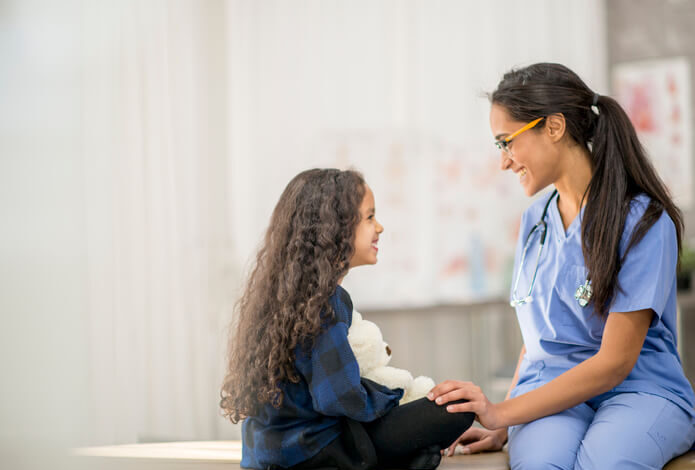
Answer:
[{"left": 494, "top": 117, "right": 544, "bottom": 155}]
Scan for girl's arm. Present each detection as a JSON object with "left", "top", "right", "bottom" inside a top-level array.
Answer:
[
  {"left": 297, "top": 319, "right": 402, "bottom": 422},
  {"left": 430, "top": 309, "right": 652, "bottom": 430}
]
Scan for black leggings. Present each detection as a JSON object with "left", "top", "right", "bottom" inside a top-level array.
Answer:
[
  {"left": 366, "top": 397, "right": 474, "bottom": 462},
  {"left": 292, "top": 398, "right": 474, "bottom": 470}
]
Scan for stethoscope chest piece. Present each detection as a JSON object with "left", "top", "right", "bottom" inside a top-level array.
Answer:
[{"left": 574, "top": 280, "right": 593, "bottom": 307}]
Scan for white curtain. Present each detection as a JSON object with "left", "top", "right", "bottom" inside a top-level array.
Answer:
[{"left": 82, "top": 0, "right": 238, "bottom": 444}]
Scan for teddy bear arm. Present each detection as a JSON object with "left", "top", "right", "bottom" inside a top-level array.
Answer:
[
  {"left": 364, "top": 366, "right": 413, "bottom": 392},
  {"left": 399, "top": 376, "right": 436, "bottom": 404}
]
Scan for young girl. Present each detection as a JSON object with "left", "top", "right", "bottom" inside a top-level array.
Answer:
[
  {"left": 221, "top": 168, "right": 473, "bottom": 470},
  {"left": 429, "top": 63, "right": 695, "bottom": 469}
]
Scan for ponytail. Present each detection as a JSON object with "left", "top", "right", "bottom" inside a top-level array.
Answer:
[{"left": 584, "top": 94, "right": 683, "bottom": 316}]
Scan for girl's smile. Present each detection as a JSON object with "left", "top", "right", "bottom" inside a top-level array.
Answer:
[{"left": 349, "top": 185, "right": 384, "bottom": 268}]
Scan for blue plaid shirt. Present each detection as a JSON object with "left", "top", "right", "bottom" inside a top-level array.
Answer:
[{"left": 241, "top": 285, "right": 403, "bottom": 469}]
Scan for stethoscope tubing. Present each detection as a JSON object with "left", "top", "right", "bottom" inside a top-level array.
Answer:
[
  {"left": 511, "top": 190, "right": 558, "bottom": 307},
  {"left": 511, "top": 189, "right": 592, "bottom": 308}
]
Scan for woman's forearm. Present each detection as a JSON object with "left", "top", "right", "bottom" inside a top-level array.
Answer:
[
  {"left": 495, "top": 350, "right": 624, "bottom": 428},
  {"left": 494, "top": 309, "right": 652, "bottom": 429},
  {"left": 430, "top": 312, "right": 651, "bottom": 432}
]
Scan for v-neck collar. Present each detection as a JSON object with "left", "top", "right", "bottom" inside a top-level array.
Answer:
[{"left": 550, "top": 195, "right": 584, "bottom": 241}]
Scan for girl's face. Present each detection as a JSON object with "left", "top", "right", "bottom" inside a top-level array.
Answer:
[
  {"left": 489, "top": 103, "right": 560, "bottom": 197},
  {"left": 349, "top": 185, "right": 384, "bottom": 268}
]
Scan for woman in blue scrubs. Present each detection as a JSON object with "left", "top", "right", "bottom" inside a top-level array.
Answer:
[{"left": 428, "top": 63, "right": 695, "bottom": 469}]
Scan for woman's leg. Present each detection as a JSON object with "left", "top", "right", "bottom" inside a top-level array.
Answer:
[
  {"left": 507, "top": 402, "right": 593, "bottom": 470},
  {"left": 575, "top": 392, "right": 695, "bottom": 470},
  {"left": 363, "top": 397, "right": 474, "bottom": 464}
]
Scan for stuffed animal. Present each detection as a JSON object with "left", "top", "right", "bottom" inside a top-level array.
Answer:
[{"left": 348, "top": 310, "right": 435, "bottom": 404}]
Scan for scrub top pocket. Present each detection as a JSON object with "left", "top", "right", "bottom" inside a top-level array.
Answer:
[
  {"left": 553, "top": 264, "right": 591, "bottom": 327},
  {"left": 538, "top": 264, "right": 604, "bottom": 352}
]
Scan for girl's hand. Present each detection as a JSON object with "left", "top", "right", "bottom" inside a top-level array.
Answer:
[
  {"left": 442, "top": 427, "right": 508, "bottom": 456},
  {"left": 427, "top": 380, "right": 503, "bottom": 430}
]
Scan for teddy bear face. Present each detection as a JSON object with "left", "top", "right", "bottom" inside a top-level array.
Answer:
[
  {"left": 347, "top": 315, "right": 392, "bottom": 373},
  {"left": 348, "top": 310, "right": 435, "bottom": 404}
]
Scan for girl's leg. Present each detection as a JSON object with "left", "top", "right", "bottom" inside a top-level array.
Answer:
[
  {"left": 507, "top": 402, "right": 593, "bottom": 470},
  {"left": 291, "top": 419, "right": 377, "bottom": 470},
  {"left": 575, "top": 392, "right": 695, "bottom": 470},
  {"left": 363, "top": 397, "right": 474, "bottom": 465}
]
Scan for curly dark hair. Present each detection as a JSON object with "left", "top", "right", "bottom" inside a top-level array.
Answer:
[{"left": 220, "top": 168, "right": 366, "bottom": 423}]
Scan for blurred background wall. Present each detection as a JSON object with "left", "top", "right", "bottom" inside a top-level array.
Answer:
[
  {"left": 1, "top": 1, "right": 91, "bottom": 466},
  {"left": 607, "top": 0, "right": 695, "bottom": 229},
  {"left": 1, "top": 0, "right": 694, "bottom": 467}
]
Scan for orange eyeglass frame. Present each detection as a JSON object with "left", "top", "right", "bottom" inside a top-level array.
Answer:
[{"left": 495, "top": 117, "right": 544, "bottom": 153}]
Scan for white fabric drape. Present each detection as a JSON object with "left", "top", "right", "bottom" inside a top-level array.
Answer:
[{"left": 82, "top": 0, "right": 237, "bottom": 444}]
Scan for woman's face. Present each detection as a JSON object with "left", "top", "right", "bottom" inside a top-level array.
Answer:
[{"left": 489, "top": 104, "right": 560, "bottom": 197}]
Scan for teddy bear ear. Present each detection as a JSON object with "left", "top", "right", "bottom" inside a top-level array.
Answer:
[{"left": 352, "top": 310, "right": 363, "bottom": 323}]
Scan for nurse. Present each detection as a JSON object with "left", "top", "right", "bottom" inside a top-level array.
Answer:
[{"left": 428, "top": 63, "right": 695, "bottom": 469}]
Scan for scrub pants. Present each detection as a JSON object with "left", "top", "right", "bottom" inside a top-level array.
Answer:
[{"left": 508, "top": 391, "right": 695, "bottom": 470}]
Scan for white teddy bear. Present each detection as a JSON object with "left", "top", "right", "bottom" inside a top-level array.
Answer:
[{"left": 348, "top": 310, "right": 435, "bottom": 404}]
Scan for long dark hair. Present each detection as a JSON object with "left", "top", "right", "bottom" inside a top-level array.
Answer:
[
  {"left": 220, "top": 168, "right": 366, "bottom": 423},
  {"left": 491, "top": 63, "right": 683, "bottom": 318}
]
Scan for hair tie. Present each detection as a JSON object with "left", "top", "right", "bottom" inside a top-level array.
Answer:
[{"left": 591, "top": 93, "right": 600, "bottom": 115}]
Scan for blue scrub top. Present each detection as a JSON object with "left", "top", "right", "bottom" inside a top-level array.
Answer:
[{"left": 510, "top": 192, "right": 695, "bottom": 416}]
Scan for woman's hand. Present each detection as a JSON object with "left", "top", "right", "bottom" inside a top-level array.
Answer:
[
  {"left": 427, "top": 380, "right": 504, "bottom": 430},
  {"left": 442, "top": 427, "right": 508, "bottom": 456}
]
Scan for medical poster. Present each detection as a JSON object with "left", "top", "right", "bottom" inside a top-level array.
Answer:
[{"left": 613, "top": 58, "right": 693, "bottom": 209}]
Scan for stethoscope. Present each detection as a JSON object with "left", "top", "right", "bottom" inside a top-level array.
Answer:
[{"left": 510, "top": 189, "right": 593, "bottom": 308}]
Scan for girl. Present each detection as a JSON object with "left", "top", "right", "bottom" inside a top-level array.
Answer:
[
  {"left": 430, "top": 63, "right": 695, "bottom": 469},
  {"left": 221, "top": 168, "right": 473, "bottom": 470}
]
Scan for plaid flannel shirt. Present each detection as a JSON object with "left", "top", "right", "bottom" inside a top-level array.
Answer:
[{"left": 241, "top": 285, "right": 403, "bottom": 469}]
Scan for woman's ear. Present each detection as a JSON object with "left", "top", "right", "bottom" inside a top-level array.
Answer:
[{"left": 545, "top": 113, "right": 566, "bottom": 142}]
